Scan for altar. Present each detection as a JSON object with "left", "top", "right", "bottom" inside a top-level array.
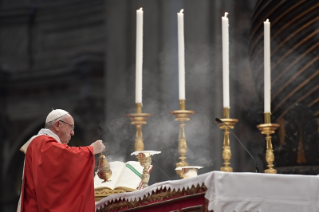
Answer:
[{"left": 95, "top": 171, "right": 319, "bottom": 212}]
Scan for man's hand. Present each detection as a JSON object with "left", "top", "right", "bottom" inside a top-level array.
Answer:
[{"left": 90, "top": 140, "right": 105, "bottom": 154}]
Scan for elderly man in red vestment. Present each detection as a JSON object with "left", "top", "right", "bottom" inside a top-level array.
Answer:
[{"left": 17, "top": 109, "right": 105, "bottom": 212}]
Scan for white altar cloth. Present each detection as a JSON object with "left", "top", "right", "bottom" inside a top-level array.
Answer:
[
  {"left": 205, "top": 171, "right": 319, "bottom": 212},
  {"left": 95, "top": 171, "right": 319, "bottom": 212}
]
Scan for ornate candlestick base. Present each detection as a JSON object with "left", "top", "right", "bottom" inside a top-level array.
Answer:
[
  {"left": 97, "top": 154, "right": 112, "bottom": 182},
  {"left": 170, "top": 100, "right": 195, "bottom": 178},
  {"left": 131, "top": 151, "right": 161, "bottom": 189},
  {"left": 126, "top": 103, "right": 151, "bottom": 160},
  {"left": 257, "top": 112, "right": 279, "bottom": 174},
  {"left": 218, "top": 118, "right": 238, "bottom": 172}
]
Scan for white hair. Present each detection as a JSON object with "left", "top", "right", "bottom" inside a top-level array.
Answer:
[{"left": 45, "top": 114, "right": 68, "bottom": 129}]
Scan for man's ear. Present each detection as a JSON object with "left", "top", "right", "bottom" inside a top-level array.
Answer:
[{"left": 53, "top": 120, "right": 60, "bottom": 131}]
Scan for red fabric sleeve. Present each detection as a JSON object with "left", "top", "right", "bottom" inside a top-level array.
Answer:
[{"left": 21, "top": 135, "right": 95, "bottom": 212}]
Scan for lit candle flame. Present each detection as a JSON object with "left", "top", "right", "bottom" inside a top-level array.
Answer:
[
  {"left": 265, "top": 19, "right": 269, "bottom": 22},
  {"left": 139, "top": 7, "right": 143, "bottom": 11},
  {"left": 224, "top": 12, "right": 228, "bottom": 18},
  {"left": 180, "top": 9, "right": 184, "bottom": 13}
]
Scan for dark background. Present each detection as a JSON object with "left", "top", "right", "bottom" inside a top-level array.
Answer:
[{"left": 1, "top": 0, "right": 318, "bottom": 211}]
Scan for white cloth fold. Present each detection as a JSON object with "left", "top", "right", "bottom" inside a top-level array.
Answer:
[
  {"left": 20, "top": 129, "right": 61, "bottom": 153},
  {"left": 37, "top": 128, "right": 61, "bottom": 143}
]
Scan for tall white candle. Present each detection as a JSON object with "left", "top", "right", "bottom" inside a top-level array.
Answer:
[
  {"left": 178, "top": 9, "right": 185, "bottom": 100},
  {"left": 222, "top": 12, "right": 230, "bottom": 108},
  {"left": 135, "top": 8, "right": 143, "bottom": 103},
  {"left": 264, "top": 19, "right": 271, "bottom": 113}
]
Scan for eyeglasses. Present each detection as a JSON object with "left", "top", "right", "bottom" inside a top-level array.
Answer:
[{"left": 59, "top": 120, "right": 75, "bottom": 131}]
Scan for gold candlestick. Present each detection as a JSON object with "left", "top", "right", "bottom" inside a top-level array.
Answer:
[
  {"left": 126, "top": 103, "right": 151, "bottom": 158},
  {"left": 170, "top": 100, "right": 195, "bottom": 178},
  {"left": 257, "top": 112, "right": 279, "bottom": 174},
  {"left": 218, "top": 107, "right": 238, "bottom": 172}
]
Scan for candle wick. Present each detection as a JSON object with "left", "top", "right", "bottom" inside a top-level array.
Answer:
[
  {"left": 224, "top": 12, "right": 228, "bottom": 18},
  {"left": 180, "top": 9, "right": 184, "bottom": 13}
]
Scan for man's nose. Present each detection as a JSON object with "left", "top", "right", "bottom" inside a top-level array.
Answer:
[{"left": 70, "top": 130, "right": 74, "bottom": 136}]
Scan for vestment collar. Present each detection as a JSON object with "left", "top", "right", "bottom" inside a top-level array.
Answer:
[
  {"left": 20, "top": 128, "right": 61, "bottom": 153},
  {"left": 37, "top": 128, "right": 61, "bottom": 143}
]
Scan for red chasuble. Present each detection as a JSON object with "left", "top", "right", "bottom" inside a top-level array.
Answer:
[{"left": 20, "top": 135, "right": 95, "bottom": 212}]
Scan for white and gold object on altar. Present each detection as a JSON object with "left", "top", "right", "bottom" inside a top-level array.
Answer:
[
  {"left": 218, "top": 107, "right": 238, "bottom": 172},
  {"left": 170, "top": 100, "right": 195, "bottom": 178},
  {"left": 257, "top": 113, "right": 279, "bottom": 174},
  {"left": 175, "top": 166, "right": 203, "bottom": 179},
  {"left": 97, "top": 153, "right": 112, "bottom": 182},
  {"left": 131, "top": 150, "right": 161, "bottom": 189}
]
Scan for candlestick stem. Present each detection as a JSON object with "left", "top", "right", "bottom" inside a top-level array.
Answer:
[
  {"left": 178, "top": 121, "right": 187, "bottom": 166},
  {"left": 170, "top": 101, "right": 194, "bottom": 178},
  {"left": 221, "top": 127, "right": 232, "bottom": 172},
  {"left": 218, "top": 111, "right": 238, "bottom": 172},
  {"left": 265, "top": 133, "right": 275, "bottom": 172},
  {"left": 126, "top": 106, "right": 151, "bottom": 161},
  {"left": 257, "top": 113, "right": 279, "bottom": 174},
  {"left": 135, "top": 125, "right": 143, "bottom": 151}
]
